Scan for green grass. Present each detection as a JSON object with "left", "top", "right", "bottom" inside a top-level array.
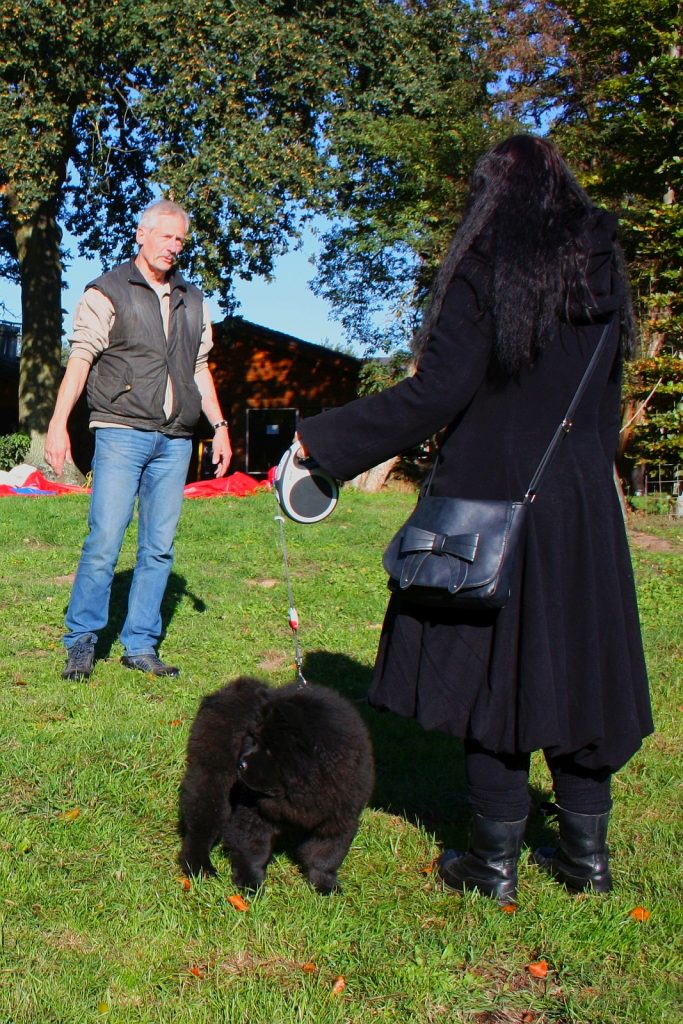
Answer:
[{"left": 0, "top": 489, "right": 680, "bottom": 1023}]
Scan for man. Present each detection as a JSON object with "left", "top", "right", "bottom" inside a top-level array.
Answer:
[{"left": 45, "top": 199, "right": 231, "bottom": 680}]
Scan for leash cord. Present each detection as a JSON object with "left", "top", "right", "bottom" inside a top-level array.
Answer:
[{"left": 273, "top": 508, "right": 307, "bottom": 687}]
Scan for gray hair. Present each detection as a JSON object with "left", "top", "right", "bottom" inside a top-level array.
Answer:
[{"left": 138, "top": 199, "right": 190, "bottom": 233}]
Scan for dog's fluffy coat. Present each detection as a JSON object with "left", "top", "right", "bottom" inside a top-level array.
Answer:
[{"left": 179, "top": 676, "right": 374, "bottom": 894}]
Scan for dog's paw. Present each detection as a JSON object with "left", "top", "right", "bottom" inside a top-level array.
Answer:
[
  {"left": 231, "top": 867, "right": 265, "bottom": 892},
  {"left": 180, "top": 856, "right": 218, "bottom": 879},
  {"left": 307, "top": 870, "right": 341, "bottom": 896}
]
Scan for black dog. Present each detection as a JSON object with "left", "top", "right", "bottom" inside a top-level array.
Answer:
[{"left": 178, "top": 676, "right": 374, "bottom": 894}]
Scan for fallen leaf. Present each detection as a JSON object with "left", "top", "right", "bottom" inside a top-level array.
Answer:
[
  {"left": 331, "top": 975, "right": 346, "bottom": 995},
  {"left": 629, "top": 906, "right": 651, "bottom": 922},
  {"left": 227, "top": 893, "right": 250, "bottom": 912},
  {"left": 189, "top": 965, "right": 205, "bottom": 979},
  {"left": 527, "top": 959, "right": 549, "bottom": 979},
  {"left": 420, "top": 861, "right": 435, "bottom": 875},
  {"left": 501, "top": 902, "right": 518, "bottom": 914},
  {"left": 181, "top": 878, "right": 191, "bottom": 892},
  {"left": 301, "top": 962, "right": 317, "bottom": 973},
  {"left": 14, "top": 674, "right": 28, "bottom": 686},
  {"left": 168, "top": 719, "right": 183, "bottom": 728},
  {"left": 58, "top": 807, "right": 81, "bottom": 822},
  {"left": 521, "top": 1013, "right": 535, "bottom": 1023}
]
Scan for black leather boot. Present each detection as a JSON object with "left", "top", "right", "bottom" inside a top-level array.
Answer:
[
  {"left": 533, "top": 804, "right": 612, "bottom": 893},
  {"left": 437, "top": 814, "right": 527, "bottom": 904}
]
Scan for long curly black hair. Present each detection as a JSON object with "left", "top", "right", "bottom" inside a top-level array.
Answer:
[{"left": 413, "top": 134, "right": 635, "bottom": 373}]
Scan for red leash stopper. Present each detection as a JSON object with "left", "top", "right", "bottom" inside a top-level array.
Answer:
[{"left": 288, "top": 606, "right": 300, "bottom": 632}]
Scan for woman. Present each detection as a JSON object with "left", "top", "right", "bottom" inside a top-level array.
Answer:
[{"left": 297, "top": 135, "right": 652, "bottom": 903}]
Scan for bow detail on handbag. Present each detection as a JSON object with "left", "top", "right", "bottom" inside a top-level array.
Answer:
[{"left": 399, "top": 525, "right": 479, "bottom": 593}]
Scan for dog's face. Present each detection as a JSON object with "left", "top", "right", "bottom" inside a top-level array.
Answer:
[
  {"left": 237, "top": 732, "right": 284, "bottom": 796},
  {"left": 237, "top": 703, "right": 316, "bottom": 797}
]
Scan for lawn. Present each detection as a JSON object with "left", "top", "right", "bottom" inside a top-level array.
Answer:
[{"left": 0, "top": 488, "right": 680, "bottom": 1023}]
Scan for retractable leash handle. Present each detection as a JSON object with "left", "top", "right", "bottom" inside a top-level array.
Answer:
[{"left": 273, "top": 441, "right": 339, "bottom": 525}]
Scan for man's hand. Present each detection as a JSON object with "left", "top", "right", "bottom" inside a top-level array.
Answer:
[
  {"left": 44, "top": 422, "right": 73, "bottom": 477},
  {"left": 43, "top": 357, "right": 91, "bottom": 476},
  {"left": 211, "top": 427, "right": 232, "bottom": 478}
]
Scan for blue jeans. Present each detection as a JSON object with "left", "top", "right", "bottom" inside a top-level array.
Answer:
[{"left": 64, "top": 428, "right": 192, "bottom": 656}]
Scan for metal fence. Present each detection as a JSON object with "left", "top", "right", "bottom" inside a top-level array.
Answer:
[
  {"left": 628, "top": 462, "right": 683, "bottom": 517},
  {"left": 630, "top": 462, "right": 680, "bottom": 496}
]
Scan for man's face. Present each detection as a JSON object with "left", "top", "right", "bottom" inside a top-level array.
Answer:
[{"left": 135, "top": 213, "right": 187, "bottom": 282}]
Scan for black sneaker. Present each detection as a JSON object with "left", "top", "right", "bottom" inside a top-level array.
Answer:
[
  {"left": 62, "top": 639, "right": 96, "bottom": 680},
  {"left": 120, "top": 653, "right": 180, "bottom": 677}
]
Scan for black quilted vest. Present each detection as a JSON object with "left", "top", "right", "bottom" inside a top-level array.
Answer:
[{"left": 85, "top": 260, "right": 204, "bottom": 438}]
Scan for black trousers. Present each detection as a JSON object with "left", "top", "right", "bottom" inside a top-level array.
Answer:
[{"left": 464, "top": 740, "right": 612, "bottom": 821}]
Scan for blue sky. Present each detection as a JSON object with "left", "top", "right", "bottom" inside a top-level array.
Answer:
[{"left": 0, "top": 225, "right": 355, "bottom": 353}]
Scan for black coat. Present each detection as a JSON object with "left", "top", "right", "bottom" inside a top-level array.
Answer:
[{"left": 299, "top": 212, "right": 652, "bottom": 772}]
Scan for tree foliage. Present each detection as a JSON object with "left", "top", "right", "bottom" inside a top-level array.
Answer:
[
  {"left": 623, "top": 357, "right": 683, "bottom": 467},
  {"left": 487, "top": 0, "right": 682, "bottom": 471},
  {"left": 1, "top": 0, "right": 678, "bottom": 473},
  {"left": 310, "top": 1, "right": 499, "bottom": 352},
  {"left": 0, "top": 0, "right": 496, "bottom": 457}
]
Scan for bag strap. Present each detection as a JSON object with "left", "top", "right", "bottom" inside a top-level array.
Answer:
[
  {"left": 423, "top": 315, "right": 616, "bottom": 503},
  {"left": 523, "top": 315, "right": 614, "bottom": 503}
]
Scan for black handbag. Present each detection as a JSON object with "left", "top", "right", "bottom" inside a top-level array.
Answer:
[{"left": 383, "top": 318, "right": 614, "bottom": 610}]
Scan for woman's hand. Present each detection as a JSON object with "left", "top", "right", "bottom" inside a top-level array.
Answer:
[{"left": 295, "top": 432, "right": 310, "bottom": 460}]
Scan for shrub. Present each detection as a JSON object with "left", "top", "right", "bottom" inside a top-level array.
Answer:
[{"left": 0, "top": 432, "right": 31, "bottom": 471}]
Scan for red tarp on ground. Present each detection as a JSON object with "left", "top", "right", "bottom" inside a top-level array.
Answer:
[
  {"left": 0, "top": 468, "right": 271, "bottom": 498},
  {"left": 183, "top": 472, "right": 271, "bottom": 498},
  {"left": 0, "top": 470, "right": 90, "bottom": 497}
]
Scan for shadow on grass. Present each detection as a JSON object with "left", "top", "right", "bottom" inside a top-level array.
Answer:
[
  {"left": 92, "top": 569, "right": 207, "bottom": 659},
  {"left": 303, "top": 649, "right": 557, "bottom": 851}
]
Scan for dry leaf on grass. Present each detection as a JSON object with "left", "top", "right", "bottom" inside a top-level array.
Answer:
[
  {"left": 629, "top": 906, "right": 651, "bottom": 922},
  {"left": 526, "top": 959, "right": 549, "bottom": 979},
  {"left": 57, "top": 807, "right": 80, "bottom": 822},
  {"left": 331, "top": 975, "right": 346, "bottom": 995},
  {"left": 227, "top": 893, "right": 250, "bottom": 912}
]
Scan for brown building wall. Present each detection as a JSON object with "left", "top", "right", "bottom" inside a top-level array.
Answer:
[{"left": 201, "top": 318, "right": 362, "bottom": 478}]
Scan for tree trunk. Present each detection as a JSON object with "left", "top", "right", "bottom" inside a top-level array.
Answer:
[
  {"left": 349, "top": 456, "right": 399, "bottom": 493},
  {"left": 12, "top": 196, "right": 75, "bottom": 476}
]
